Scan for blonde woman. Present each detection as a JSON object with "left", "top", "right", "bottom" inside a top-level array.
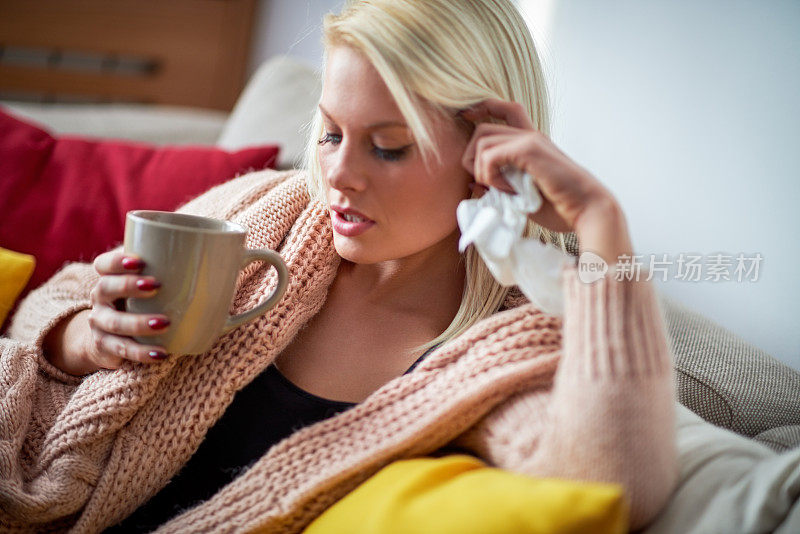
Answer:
[{"left": 0, "top": 0, "right": 677, "bottom": 531}]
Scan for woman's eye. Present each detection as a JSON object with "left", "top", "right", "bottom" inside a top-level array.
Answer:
[
  {"left": 318, "top": 132, "right": 410, "bottom": 162},
  {"left": 318, "top": 132, "right": 342, "bottom": 145},
  {"left": 372, "top": 145, "right": 411, "bottom": 162}
]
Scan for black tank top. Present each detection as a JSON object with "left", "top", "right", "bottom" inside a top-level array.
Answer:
[{"left": 108, "top": 344, "right": 440, "bottom": 532}]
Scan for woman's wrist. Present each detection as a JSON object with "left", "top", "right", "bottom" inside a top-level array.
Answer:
[
  {"left": 573, "top": 196, "right": 634, "bottom": 270},
  {"left": 43, "top": 309, "right": 101, "bottom": 377}
]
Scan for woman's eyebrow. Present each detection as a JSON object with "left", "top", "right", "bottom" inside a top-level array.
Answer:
[{"left": 318, "top": 104, "right": 408, "bottom": 130}]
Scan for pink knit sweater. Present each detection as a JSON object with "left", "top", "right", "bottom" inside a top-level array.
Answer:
[{"left": 0, "top": 169, "right": 677, "bottom": 533}]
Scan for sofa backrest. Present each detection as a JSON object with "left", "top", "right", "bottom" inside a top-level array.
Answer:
[{"left": 658, "top": 293, "right": 800, "bottom": 451}]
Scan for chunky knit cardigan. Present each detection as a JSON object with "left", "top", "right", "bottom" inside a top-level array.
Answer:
[{"left": 0, "top": 169, "right": 677, "bottom": 533}]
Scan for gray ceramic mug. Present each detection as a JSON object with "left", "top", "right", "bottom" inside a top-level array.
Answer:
[{"left": 123, "top": 210, "right": 289, "bottom": 355}]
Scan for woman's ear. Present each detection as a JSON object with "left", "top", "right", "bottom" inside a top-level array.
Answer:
[{"left": 454, "top": 110, "right": 476, "bottom": 140}]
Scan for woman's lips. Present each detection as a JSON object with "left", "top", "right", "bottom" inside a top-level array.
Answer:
[{"left": 331, "top": 209, "right": 376, "bottom": 237}]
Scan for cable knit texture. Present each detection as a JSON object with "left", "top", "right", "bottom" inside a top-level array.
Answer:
[{"left": 0, "top": 169, "right": 677, "bottom": 533}]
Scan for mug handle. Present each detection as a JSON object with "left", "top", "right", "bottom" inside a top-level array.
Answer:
[{"left": 222, "top": 249, "right": 289, "bottom": 334}]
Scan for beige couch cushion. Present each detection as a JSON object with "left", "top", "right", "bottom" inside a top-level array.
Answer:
[
  {"left": 0, "top": 102, "right": 226, "bottom": 145},
  {"left": 640, "top": 404, "right": 800, "bottom": 533},
  {"left": 659, "top": 295, "right": 800, "bottom": 450},
  {"left": 217, "top": 55, "right": 322, "bottom": 169}
]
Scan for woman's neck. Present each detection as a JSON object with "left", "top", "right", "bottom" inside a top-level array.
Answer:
[{"left": 335, "top": 230, "right": 466, "bottom": 320}]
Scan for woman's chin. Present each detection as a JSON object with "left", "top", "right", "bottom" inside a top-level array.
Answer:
[{"left": 333, "top": 239, "right": 377, "bottom": 265}]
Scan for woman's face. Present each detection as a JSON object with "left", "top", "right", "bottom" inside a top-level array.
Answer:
[{"left": 318, "top": 45, "right": 473, "bottom": 266}]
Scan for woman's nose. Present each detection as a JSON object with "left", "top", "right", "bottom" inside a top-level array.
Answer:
[{"left": 325, "top": 141, "right": 368, "bottom": 193}]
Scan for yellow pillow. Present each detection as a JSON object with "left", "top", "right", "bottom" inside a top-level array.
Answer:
[
  {"left": 304, "top": 454, "right": 628, "bottom": 534},
  {"left": 0, "top": 247, "right": 36, "bottom": 325}
]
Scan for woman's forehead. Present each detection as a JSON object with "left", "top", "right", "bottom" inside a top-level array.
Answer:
[
  {"left": 322, "top": 47, "right": 388, "bottom": 96},
  {"left": 320, "top": 47, "right": 406, "bottom": 125},
  {"left": 318, "top": 103, "right": 409, "bottom": 131}
]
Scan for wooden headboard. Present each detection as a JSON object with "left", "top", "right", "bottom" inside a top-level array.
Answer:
[{"left": 0, "top": 0, "right": 257, "bottom": 111}]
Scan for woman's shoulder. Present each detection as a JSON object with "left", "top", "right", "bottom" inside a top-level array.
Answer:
[{"left": 175, "top": 168, "right": 309, "bottom": 221}]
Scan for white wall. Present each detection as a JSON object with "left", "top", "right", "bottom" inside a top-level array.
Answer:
[
  {"left": 519, "top": 0, "right": 800, "bottom": 369},
  {"left": 248, "top": 0, "right": 343, "bottom": 75}
]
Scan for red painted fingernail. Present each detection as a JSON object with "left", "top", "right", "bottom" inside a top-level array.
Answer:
[
  {"left": 122, "top": 257, "right": 145, "bottom": 270},
  {"left": 147, "top": 317, "right": 170, "bottom": 330},
  {"left": 148, "top": 351, "right": 168, "bottom": 360},
  {"left": 136, "top": 279, "right": 161, "bottom": 291}
]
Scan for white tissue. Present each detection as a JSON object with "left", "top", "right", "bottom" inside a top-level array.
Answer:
[{"left": 457, "top": 168, "right": 571, "bottom": 316}]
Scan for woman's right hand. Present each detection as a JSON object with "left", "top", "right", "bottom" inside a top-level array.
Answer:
[{"left": 43, "top": 251, "right": 172, "bottom": 376}]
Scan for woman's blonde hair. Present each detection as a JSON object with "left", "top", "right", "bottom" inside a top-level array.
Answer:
[{"left": 303, "top": 0, "right": 577, "bottom": 356}]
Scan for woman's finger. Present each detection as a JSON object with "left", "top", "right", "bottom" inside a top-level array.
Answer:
[
  {"left": 90, "top": 275, "right": 161, "bottom": 305},
  {"left": 89, "top": 331, "right": 169, "bottom": 367},
  {"left": 474, "top": 135, "right": 576, "bottom": 233},
  {"left": 93, "top": 251, "right": 145, "bottom": 275},
  {"left": 462, "top": 122, "right": 520, "bottom": 171},
  {"left": 471, "top": 133, "right": 521, "bottom": 193},
  {"left": 88, "top": 306, "right": 170, "bottom": 338},
  {"left": 461, "top": 98, "right": 535, "bottom": 130}
]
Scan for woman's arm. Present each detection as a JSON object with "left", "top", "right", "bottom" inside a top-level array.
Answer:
[
  {"left": 530, "top": 205, "right": 677, "bottom": 528},
  {"left": 0, "top": 168, "right": 298, "bottom": 530},
  {"left": 453, "top": 205, "right": 677, "bottom": 529},
  {"left": 7, "top": 261, "right": 102, "bottom": 383},
  {"left": 458, "top": 99, "right": 678, "bottom": 528},
  {"left": 454, "top": 260, "right": 677, "bottom": 529}
]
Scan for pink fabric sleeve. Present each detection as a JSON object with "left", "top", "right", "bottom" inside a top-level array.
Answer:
[
  {"left": 6, "top": 262, "right": 102, "bottom": 384},
  {"left": 453, "top": 263, "right": 678, "bottom": 530}
]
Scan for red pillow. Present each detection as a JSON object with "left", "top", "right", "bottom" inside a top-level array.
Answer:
[{"left": 0, "top": 108, "right": 279, "bottom": 303}]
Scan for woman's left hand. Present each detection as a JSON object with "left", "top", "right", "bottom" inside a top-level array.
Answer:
[{"left": 460, "top": 98, "right": 634, "bottom": 266}]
